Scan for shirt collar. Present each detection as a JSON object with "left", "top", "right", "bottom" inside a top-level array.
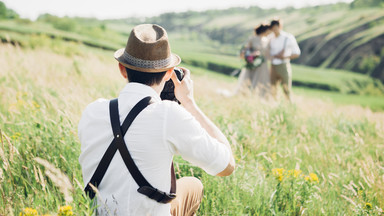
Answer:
[
  {"left": 277, "top": 31, "right": 288, "bottom": 38},
  {"left": 120, "top": 82, "right": 162, "bottom": 102}
]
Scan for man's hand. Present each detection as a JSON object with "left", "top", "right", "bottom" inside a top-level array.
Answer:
[
  {"left": 275, "top": 50, "right": 300, "bottom": 60},
  {"left": 171, "top": 67, "right": 235, "bottom": 176},
  {"left": 274, "top": 49, "right": 285, "bottom": 60},
  {"left": 290, "top": 53, "right": 300, "bottom": 60},
  {"left": 171, "top": 67, "right": 195, "bottom": 107}
]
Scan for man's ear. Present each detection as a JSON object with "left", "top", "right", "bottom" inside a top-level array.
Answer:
[
  {"left": 119, "top": 63, "right": 128, "bottom": 79},
  {"left": 163, "top": 68, "right": 174, "bottom": 82}
]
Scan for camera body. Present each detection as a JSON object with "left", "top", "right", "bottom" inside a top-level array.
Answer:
[{"left": 160, "top": 67, "right": 184, "bottom": 104}]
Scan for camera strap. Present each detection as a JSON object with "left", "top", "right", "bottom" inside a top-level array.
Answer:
[{"left": 84, "top": 96, "right": 176, "bottom": 204}]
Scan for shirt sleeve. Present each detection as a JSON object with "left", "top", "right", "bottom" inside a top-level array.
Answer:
[
  {"left": 288, "top": 34, "right": 301, "bottom": 55},
  {"left": 164, "top": 102, "right": 230, "bottom": 176}
]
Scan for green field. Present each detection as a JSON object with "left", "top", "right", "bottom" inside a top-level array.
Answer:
[{"left": 1, "top": 38, "right": 384, "bottom": 215}]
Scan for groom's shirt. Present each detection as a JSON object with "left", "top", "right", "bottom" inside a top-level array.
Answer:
[
  {"left": 78, "top": 82, "right": 230, "bottom": 216},
  {"left": 269, "top": 31, "right": 301, "bottom": 65}
]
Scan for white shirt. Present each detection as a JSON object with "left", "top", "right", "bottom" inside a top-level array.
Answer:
[
  {"left": 269, "top": 31, "right": 301, "bottom": 65},
  {"left": 78, "top": 83, "right": 230, "bottom": 216}
]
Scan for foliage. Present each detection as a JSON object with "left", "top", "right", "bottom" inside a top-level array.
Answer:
[
  {"left": 351, "top": 0, "right": 384, "bottom": 8},
  {"left": 18, "top": 206, "right": 73, "bottom": 216},
  {"left": 359, "top": 55, "right": 381, "bottom": 74},
  {"left": 0, "top": 1, "right": 19, "bottom": 19},
  {"left": 37, "top": 14, "right": 78, "bottom": 32}
]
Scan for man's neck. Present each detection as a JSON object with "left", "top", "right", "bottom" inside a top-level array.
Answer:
[
  {"left": 274, "top": 30, "right": 281, "bottom": 37},
  {"left": 150, "top": 83, "right": 164, "bottom": 95}
]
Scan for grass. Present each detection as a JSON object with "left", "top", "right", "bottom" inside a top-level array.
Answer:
[
  {"left": 1, "top": 42, "right": 384, "bottom": 215},
  {"left": 293, "top": 87, "right": 384, "bottom": 111}
]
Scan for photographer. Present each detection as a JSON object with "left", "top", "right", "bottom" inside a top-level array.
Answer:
[{"left": 78, "top": 24, "right": 235, "bottom": 216}]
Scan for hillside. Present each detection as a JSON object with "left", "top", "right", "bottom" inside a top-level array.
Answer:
[
  {"left": 2, "top": 3, "right": 383, "bottom": 83},
  {"left": 119, "top": 4, "right": 384, "bottom": 82},
  {"left": 0, "top": 2, "right": 384, "bottom": 110}
]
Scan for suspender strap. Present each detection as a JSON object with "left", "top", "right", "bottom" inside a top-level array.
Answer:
[
  {"left": 109, "top": 97, "right": 153, "bottom": 188},
  {"left": 84, "top": 140, "right": 117, "bottom": 199},
  {"left": 84, "top": 96, "right": 176, "bottom": 204},
  {"left": 282, "top": 37, "right": 288, "bottom": 53}
]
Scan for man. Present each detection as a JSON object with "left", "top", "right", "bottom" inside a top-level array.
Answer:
[
  {"left": 78, "top": 24, "right": 235, "bottom": 216},
  {"left": 268, "top": 19, "right": 301, "bottom": 102}
]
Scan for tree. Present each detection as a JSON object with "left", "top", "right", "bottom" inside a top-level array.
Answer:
[{"left": 0, "top": 1, "right": 19, "bottom": 19}]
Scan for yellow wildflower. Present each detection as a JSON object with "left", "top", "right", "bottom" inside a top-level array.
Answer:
[
  {"left": 365, "top": 202, "right": 372, "bottom": 210},
  {"left": 272, "top": 168, "right": 285, "bottom": 176},
  {"left": 287, "top": 169, "right": 302, "bottom": 178},
  {"left": 293, "top": 169, "right": 302, "bottom": 178},
  {"left": 19, "top": 208, "right": 38, "bottom": 216},
  {"left": 11, "top": 132, "right": 22, "bottom": 140},
  {"left": 305, "top": 173, "right": 319, "bottom": 183},
  {"left": 272, "top": 168, "right": 285, "bottom": 182},
  {"left": 32, "top": 101, "right": 40, "bottom": 109},
  {"left": 58, "top": 205, "right": 73, "bottom": 216}
]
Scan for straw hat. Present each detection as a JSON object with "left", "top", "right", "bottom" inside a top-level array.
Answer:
[{"left": 114, "top": 24, "right": 181, "bottom": 73}]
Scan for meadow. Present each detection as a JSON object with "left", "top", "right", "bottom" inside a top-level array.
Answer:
[
  {"left": 1, "top": 7, "right": 384, "bottom": 111},
  {"left": 1, "top": 36, "right": 384, "bottom": 216}
]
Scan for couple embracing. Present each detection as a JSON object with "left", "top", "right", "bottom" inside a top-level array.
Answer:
[{"left": 238, "top": 19, "right": 301, "bottom": 102}]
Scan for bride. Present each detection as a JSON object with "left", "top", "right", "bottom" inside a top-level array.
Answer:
[{"left": 236, "top": 23, "right": 271, "bottom": 98}]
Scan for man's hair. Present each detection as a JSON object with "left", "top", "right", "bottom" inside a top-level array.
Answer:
[
  {"left": 126, "top": 67, "right": 166, "bottom": 86},
  {"left": 254, "top": 24, "right": 270, "bottom": 35},
  {"left": 270, "top": 19, "right": 281, "bottom": 27}
]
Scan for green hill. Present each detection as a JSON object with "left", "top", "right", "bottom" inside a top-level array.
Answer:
[
  {"left": 0, "top": 1, "right": 384, "bottom": 110},
  {"left": 130, "top": 4, "right": 384, "bottom": 82}
]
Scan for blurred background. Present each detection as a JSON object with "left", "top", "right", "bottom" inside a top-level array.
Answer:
[{"left": 1, "top": 0, "right": 384, "bottom": 110}]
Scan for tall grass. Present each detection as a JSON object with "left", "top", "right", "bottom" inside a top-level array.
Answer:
[{"left": 1, "top": 43, "right": 384, "bottom": 215}]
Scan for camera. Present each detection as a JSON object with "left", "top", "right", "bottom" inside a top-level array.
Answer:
[{"left": 160, "top": 67, "right": 184, "bottom": 104}]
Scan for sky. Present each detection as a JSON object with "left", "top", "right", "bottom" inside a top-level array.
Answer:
[{"left": 3, "top": 0, "right": 353, "bottom": 20}]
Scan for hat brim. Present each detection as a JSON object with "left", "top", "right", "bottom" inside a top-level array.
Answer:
[{"left": 114, "top": 48, "right": 181, "bottom": 73}]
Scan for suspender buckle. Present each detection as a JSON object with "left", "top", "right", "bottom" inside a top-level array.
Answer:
[{"left": 138, "top": 186, "right": 176, "bottom": 204}]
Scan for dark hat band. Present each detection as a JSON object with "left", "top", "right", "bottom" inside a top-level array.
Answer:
[{"left": 122, "top": 51, "right": 172, "bottom": 69}]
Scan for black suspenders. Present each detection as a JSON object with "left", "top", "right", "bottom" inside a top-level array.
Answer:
[{"left": 84, "top": 96, "right": 176, "bottom": 204}]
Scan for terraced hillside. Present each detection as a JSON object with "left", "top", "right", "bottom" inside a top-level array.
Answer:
[
  {"left": 0, "top": 1, "right": 384, "bottom": 110},
  {"left": 1, "top": 2, "right": 383, "bottom": 81},
  {"left": 128, "top": 4, "right": 384, "bottom": 81}
]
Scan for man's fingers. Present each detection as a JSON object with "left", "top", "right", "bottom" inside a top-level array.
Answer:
[
  {"left": 179, "top": 67, "right": 191, "bottom": 78},
  {"left": 171, "top": 70, "right": 181, "bottom": 85}
]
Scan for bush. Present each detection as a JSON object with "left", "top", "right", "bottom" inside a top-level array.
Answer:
[
  {"left": 359, "top": 55, "right": 381, "bottom": 74},
  {"left": 351, "top": 0, "right": 384, "bottom": 8},
  {"left": 52, "top": 18, "right": 77, "bottom": 32},
  {"left": 37, "top": 14, "right": 78, "bottom": 32}
]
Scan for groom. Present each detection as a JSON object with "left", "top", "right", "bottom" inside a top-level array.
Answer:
[{"left": 269, "top": 19, "right": 301, "bottom": 102}]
